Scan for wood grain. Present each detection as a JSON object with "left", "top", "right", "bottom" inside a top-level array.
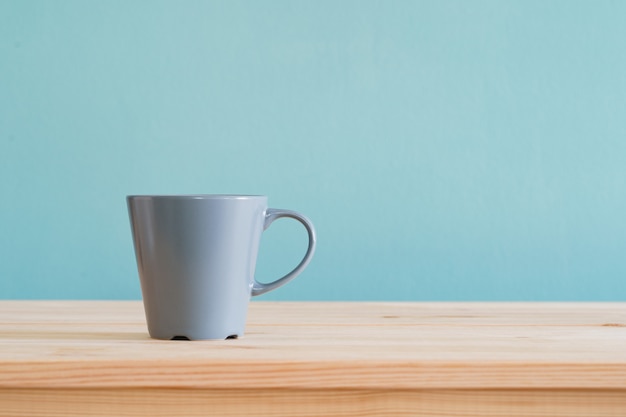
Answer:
[
  {"left": 1, "top": 301, "right": 625, "bottom": 416},
  {"left": 2, "top": 388, "right": 626, "bottom": 417}
]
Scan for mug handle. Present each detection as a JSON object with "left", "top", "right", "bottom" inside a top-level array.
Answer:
[{"left": 251, "top": 208, "right": 317, "bottom": 296}]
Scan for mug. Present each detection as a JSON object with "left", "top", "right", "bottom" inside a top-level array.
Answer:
[{"left": 127, "top": 195, "right": 316, "bottom": 340}]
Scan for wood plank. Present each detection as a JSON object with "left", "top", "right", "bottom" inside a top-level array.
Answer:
[
  {"left": 2, "top": 388, "right": 626, "bottom": 417},
  {"left": 1, "top": 302, "right": 626, "bottom": 391}
]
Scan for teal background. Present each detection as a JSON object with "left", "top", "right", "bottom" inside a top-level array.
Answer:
[{"left": 1, "top": 0, "right": 625, "bottom": 300}]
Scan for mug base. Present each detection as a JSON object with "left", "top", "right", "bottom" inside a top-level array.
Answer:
[{"left": 148, "top": 331, "right": 243, "bottom": 341}]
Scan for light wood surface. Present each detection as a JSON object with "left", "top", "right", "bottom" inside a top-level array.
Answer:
[{"left": 1, "top": 301, "right": 625, "bottom": 416}]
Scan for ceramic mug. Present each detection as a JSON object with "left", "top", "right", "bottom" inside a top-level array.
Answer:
[{"left": 127, "top": 195, "right": 316, "bottom": 340}]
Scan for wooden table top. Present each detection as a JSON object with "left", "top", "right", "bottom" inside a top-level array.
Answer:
[{"left": 1, "top": 301, "right": 626, "bottom": 390}]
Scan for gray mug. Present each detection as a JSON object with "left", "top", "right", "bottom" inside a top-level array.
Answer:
[{"left": 127, "top": 195, "right": 316, "bottom": 340}]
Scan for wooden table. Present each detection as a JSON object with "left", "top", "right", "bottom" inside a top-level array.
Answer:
[{"left": 1, "top": 301, "right": 626, "bottom": 416}]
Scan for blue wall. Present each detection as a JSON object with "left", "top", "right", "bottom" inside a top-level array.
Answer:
[{"left": 2, "top": 0, "right": 626, "bottom": 300}]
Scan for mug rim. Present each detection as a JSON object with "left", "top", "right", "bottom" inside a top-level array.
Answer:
[{"left": 127, "top": 194, "right": 266, "bottom": 200}]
